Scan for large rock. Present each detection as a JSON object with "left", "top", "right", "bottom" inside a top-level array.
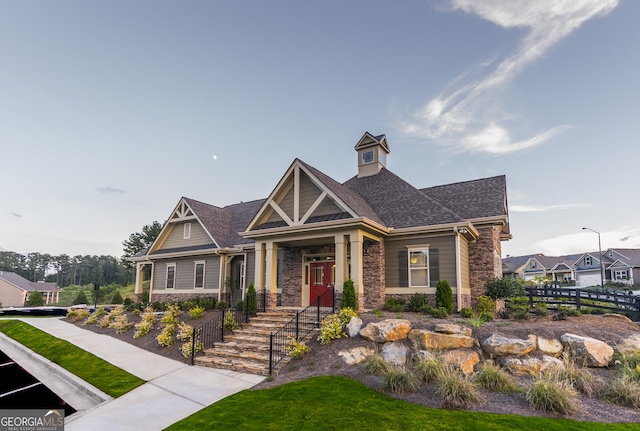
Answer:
[
  {"left": 408, "top": 329, "right": 476, "bottom": 350},
  {"left": 346, "top": 317, "right": 363, "bottom": 338},
  {"left": 482, "top": 334, "right": 535, "bottom": 357},
  {"left": 615, "top": 334, "right": 640, "bottom": 356},
  {"left": 603, "top": 313, "right": 633, "bottom": 323},
  {"left": 561, "top": 333, "right": 613, "bottom": 367},
  {"left": 338, "top": 347, "right": 374, "bottom": 365},
  {"left": 503, "top": 356, "right": 565, "bottom": 376},
  {"left": 381, "top": 341, "right": 409, "bottom": 365},
  {"left": 440, "top": 350, "right": 480, "bottom": 375},
  {"left": 359, "top": 319, "right": 411, "bottom": 343},
  {"left": 537, "top": 336, "right": 564, "bottom": 357},
  {"left": 434, "top": 323, "right": 472, "bottom": 337}
]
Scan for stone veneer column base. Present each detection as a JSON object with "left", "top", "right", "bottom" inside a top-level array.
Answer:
[
  {"left": 134, "top": 293, "right": 143, "bottom": 303},
  {"left": 356, "top": 293, "right": 365, "bottom": 311},
  {"left": 267, "top": 292, "right": 278, "bottom": 309}
]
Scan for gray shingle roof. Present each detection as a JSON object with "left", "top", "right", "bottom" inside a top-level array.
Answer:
[{"left": 0, "top": 271, "right": 59, "bottom": 292}]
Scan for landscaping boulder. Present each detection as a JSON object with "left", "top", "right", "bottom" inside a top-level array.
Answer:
[
  {"left": 381, "top": 341, "right": 409, "bottom": 365},
  {"left": 536, "top": 336, "right": 563, "bottom": 357},
  {"left": 434, "top": 323, "right": 472, "bottom": 337},
  {"left": 408, "top": 329, "right": 475, "bottom": 350},
  {"left": 440, "top": 350, "right": 480, "bottom": 375},
  {"left": 481, "top": 334, "right": 535, "bottom": 357},
  {"left": 503, "top": 356, "right": 564, "bottom": 376},
  {"left": 338, "top": 346, "right": 374, "bottom": 365},
  {"left": 615, "top": 334, "right": 640, "bottom": 356},
  {"left": 560, "top": 333, "right": 613, "bottom": 367},
  {"left": 603, "top": 313, "right": 633, "bottom": 323},
  {"left": 346, "top": 317, "right": 363, "bottom": 338},
  {"left": 359, "top": 319, "right": 411, "bottom": 343}
]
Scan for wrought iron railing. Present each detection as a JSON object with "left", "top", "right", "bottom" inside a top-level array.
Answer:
[
  {"left": 268, "top": 288, "right": 335, "bottom": 375},
  {"left": 189, "top": 307, "right": 248, "bottom": 365},
  {"left": 525, "top": 286, "right": 640, "bottom": 320}
]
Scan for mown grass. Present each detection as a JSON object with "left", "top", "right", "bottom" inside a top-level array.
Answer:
[
  {"left": 165, "top": 376, "right": 639, "bottom": 431},
  {"left": 0, "top": 320, "right": 144, "bottom": 397}
]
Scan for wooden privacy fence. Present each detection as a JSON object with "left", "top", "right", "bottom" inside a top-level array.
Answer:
[{"left": 524, "top": 286, "right": 640, "bottom": 320}]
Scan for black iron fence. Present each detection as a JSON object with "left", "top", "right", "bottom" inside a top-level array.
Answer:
[
  {"left": 189, "top": 307, "right": 248, "bottom": 365},
  {"left": 268, "top": 289, "right": 335, "bottom": 375},
  {"left": 525, "top": 286, "right": 640, "bottom": 320}
]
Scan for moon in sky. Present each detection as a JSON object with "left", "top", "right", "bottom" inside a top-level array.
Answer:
[{"left": 213, "top": 155, "right": 218, "bottom": 160}]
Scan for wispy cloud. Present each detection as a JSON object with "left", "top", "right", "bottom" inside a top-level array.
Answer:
[
  {"left": 10, "top": 212, "right": 22, "bottom": 218},
  {"left": 535, "top": 227, "right": 640, "bottom": 256},
  {"left": 510, "top": 203, "right": 588, "bottom": 213},
  {"left": 402, "top": 0, "right": 619, "bottom": 154},
  {"left": 98, "top": 186, "right": 125, "bottom": 194}
]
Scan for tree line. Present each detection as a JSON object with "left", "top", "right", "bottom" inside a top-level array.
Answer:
[{"left": 0, "top": 221, "right": 164, "bottom": 288}]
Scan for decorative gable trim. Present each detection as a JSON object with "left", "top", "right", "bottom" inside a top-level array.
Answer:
[
  {"left": 354, "top": 131, "right": 389, "bottom": 153},
  {"left": 245, "top": 160, "right": 358, "bottom": 232}
]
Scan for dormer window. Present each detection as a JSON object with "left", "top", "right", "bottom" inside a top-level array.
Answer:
[
  {"left": 585, "top": 256, "right": 592, "bottom": 266},
  {"left": 362, "top": 150, "right": 374, "bottom": 164},
  {"left": 531, "top": 261, "right": 536, "bottom": 269}
]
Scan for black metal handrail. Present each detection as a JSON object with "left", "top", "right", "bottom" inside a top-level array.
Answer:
[
  {"left": 525, "top": 286, "right": 640, "bottom": 320},
  {"left": 189, "top": 306, "right": 249, "bottom": 365},
  {"left": 268, "top": 288, "right": 335, "bottom": 375}
]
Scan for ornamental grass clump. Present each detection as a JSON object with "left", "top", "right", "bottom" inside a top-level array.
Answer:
[
  {"left": 436, "top": 365, "right": 484, "bottom": 409},
  {"left": 382, "top": 365, "right": 419, "bottom": 393},
  {"left": 559, "top": 356, "right": 599, "bottom": 397},
  {"left": 364, "top": 353, "right": 390, "bottom": 376},
  {"left": 415, "top": 355, "right": 447, "bottom": 384},
  {"left": 473, "top": 362, "right": 520, "bottom": 393},
  {"left": 82, "top": 307, "right": 107, "bottom": 326},
  {"left": 526, "top": 374, "right": 578, "bottom": 415},
  {"left": 317, "top": 314, "right": 345, "bottom": 345},
  {"left": 605, "top": 374, "right": 640, "bottom": 409}
]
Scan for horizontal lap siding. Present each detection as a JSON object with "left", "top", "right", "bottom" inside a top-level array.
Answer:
[
  {"left": 459, "top": 238, "right": 470, "bottom": 292},
  {"left": 153, "top": 256, "right": 220, "bottom": 291},
  {"left": 385, "top": 235, "right": 457, "bottom": 288},
  {"left": 161, "top": 222, "right": 213, "bottom": 249}
]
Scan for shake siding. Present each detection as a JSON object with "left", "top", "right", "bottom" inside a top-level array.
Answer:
[
  {"left": 279, "top": 187, "right": 295, "bottom": 219},
  {"left": 313, "top": 196, "right": 342, "bottom": 217},
  {"left": 154, "top": 256, "right": 221, "bottom": 291},
  {"left": 385, "top": 235, "right": 457, "bottom": 288},
  {"left": 459, "top": 238, "right": 470, "bottom": 292},
  {"left": 298, "top": 174, "right": 322, "bottom": 214},
  {"left": 161, "top": 221, "right": 213, "bottom": 249},
  {"left": 246, "top": 252, "right": 256, "bottom": 285},
  {"left": 266, "top": 208, "right": 282, "bottom": 223}
]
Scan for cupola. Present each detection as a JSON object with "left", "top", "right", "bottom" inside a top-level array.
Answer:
[{"left": 355, "top": 132, "right": 389, "bottom": 178}]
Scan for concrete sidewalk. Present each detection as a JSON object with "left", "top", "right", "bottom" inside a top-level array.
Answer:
[{"left": 15, "top": 318, "right": 265, "bottom": 430}]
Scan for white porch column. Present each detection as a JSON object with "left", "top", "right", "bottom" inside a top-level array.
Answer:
[
  {"left": 265, "top": 241, "right": 279, "bottom": 308},
  {"left": 134, "top": 262, "right": 146, "bottom": 302},
  {"left": 349, "top": 231, "right": 364, "bottom": 310},
  {"left": 334, "top": 235, "right": 346, "bottom": 293}
]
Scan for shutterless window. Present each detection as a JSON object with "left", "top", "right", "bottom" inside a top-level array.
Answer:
[
  {"left": 184, "top": 223, "right": 191, "bottom": 239},
  {"left": 408, "top": 248, "right": 430, "bottom": 288},
  {"left": 585, "top": 256, "right": 592, "bottom": 266},
  {"left": 194, "top": 262, "right": 205, "bottom": 288},
  {"left": 166, "top": 264, "right": 176, "bottom": 289},
  {"left": 362, "top": 150, "right": 374, "bottom": 164},
  {"left": 614, "top": 270, "right": 627, "bottom": 280}
]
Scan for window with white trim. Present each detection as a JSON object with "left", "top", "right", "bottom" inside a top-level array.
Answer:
[
  {"left": 194, "top": 261, "right": 205, "bottom": 288},
  {"left": 408, "top": 247, "right": 430, "bottom": 288},
  {"left": 166, "top": 264, "right": 176, "bottom": 289},
  {"left": 362, "top": 150, "right": 374, "bottom": 164},
  {"left": 531, "top": 261, "right": 536, "bottom": 269},
  {"left": 614, "top": 270, "right": 628, "bottom": 280},
  {"left": 239, "top": 262, "right": 245, "bottom": 291},
  {"left": 184, "top": 223, "right": 191, "bottom": 239}
]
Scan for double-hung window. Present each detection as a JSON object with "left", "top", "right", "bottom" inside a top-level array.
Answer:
[
  {"left": 614, "top": 270, "right": 628, "bottom": 280},
  {"left": 194, "top": 261, "right": 205, "bottom": 288},
  {"left": 166, "top": 264, "right": 176, "bottom": 289},
  {"left": 408, "top": 247, "right": 430, "bottom": 288}
]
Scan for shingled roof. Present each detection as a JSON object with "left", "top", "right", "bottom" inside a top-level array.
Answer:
[{"left": 0, "top": 271, "right": 59, "bottom": 292}]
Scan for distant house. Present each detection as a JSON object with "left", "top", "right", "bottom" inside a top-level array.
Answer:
[
  {"left": 502, "top": 248, "right": 640, "bottom": 287},
  {"left": 0, "top": 271, "right": 60, "bottom": 307},
  {"left": 131, "top": 132, "right": 511, "bottom": 310}
]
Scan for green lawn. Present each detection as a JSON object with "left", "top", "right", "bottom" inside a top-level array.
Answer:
[
  {"left": 0, "top": 320, "right": 144, "bottom": 397},
  {"left": 165, "top": 376, "right": 639, "bottom": 431}
]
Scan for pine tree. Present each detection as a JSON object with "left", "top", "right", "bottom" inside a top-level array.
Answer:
[
  {"left": 436, "top": 279, "right": 453, "bottom": 315},
  {"left": 341, "top": 279, "right": 356, "bottom": 309}
]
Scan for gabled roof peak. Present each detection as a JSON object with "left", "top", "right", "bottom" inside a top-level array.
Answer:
[{"left": 354, "top": 131, "right": 389, "bottom": 153}]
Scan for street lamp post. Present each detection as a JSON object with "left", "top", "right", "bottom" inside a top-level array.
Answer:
[{"left": 582, "top": 227, "right": 605, "bottom": 289}]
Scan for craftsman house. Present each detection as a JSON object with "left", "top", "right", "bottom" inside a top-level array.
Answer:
[
  {"left": 131, "top": 132, "right": 510, "bottom": 310},
  {"left": 0, "top": 271, "right": 60, "bottom": 307}
]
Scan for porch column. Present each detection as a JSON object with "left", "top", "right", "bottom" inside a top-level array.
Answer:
[
  {"left": 334, "top": 235, "right": 346, "bottom": 294},
  {"left": 254, "top": 242, "right": 265, "bottom": 292},
  {"left": 265, "top": 241, "right": 278, "bottom": 308},
  {"left": 134, "top": 262, "right": 146, "bottom": 303},
  {"left": 349, "top": 231, "right": 364, "bottom": 310}
]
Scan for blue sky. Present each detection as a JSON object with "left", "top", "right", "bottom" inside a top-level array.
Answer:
[{"left": 1, "top": 0, "right": 639, "bottom": 259}]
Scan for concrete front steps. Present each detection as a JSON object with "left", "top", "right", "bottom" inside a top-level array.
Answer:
[{"left": 194, "top": 309, "right": 301, "bottom": 376}]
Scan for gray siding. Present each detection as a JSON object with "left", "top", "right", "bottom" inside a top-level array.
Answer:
[
  {"left": 299, "top": 173, "right": 322, "bottom": 215},
  {"left": 153, "top": 256, "right": 221, "bottom": 291},
  {"left": 246, "top": 252, "right": 256, "bottom": 286},
  {"left": 313, "top": 196, "right": 343, "bottom": 217},
  {"left": 385, "top": 234, "right": 457, "bottom": 288},
  {"left": 279, "top": 185, "right": 295, "bottom": 219},
  {"left": 161, "top": 221, "right": 213, "bottom": 249},
  {"left": 459, "top": 237, "right": 470, "bottom": 291}
]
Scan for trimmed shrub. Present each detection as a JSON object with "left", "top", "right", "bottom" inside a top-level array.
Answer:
[
  {"left": 384, "top": 297, "right": 405, "bottom": 312},
  {"left": 459, "top": 307, "right": 474, "bottom": 319},
  {"left": 245, "top": 282, "right": 257, "bottom": 315},
  {"left": 436, "top": 280, "right": 453, "bottom": 315},
  {"left": 428, "top": 307, "right": 449, "bottom": 319},
  {"left": 72, "top": 290, "right": 89, "bottom": 305},
  {"left": 111, "top": 291, "right": 124, "bottom": 305},
  {"left": 478, "top": 311, "right": 494, "bottom": 323},
  {"left": 341, "top": 279, "right": 356, "bottom": 310},
  {"left": 408, "top": 293, "right": 429, "bottom": 312},
  {"left": 475, "top": 296, "right": 496, "bottom": 314},
  {"left": 484, "top": 277, "right": 525, "bottom": 300},
  {"left": 25, "top": 291, "right": 45, "bottom": 306}
]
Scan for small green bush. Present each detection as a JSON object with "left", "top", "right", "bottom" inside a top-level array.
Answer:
[
  {"left": 484, "top": 277, "right": 525, "bottom": 300},
  {"left": 72, "top": 290, "right": 89, "bottom": 305},
  {"left": 459, "top": 307, "right": 474, "bottom": 319},
  {"left": 188, "top": 305, "right": 205, "bottom": 320},
  {"left": 317, "top": 314, "right": 344, "bottom": 345},
  {"left": 408, "top": 293, "right": 429, "bottom": 312},
  {"left": 532, "top": 303, "right": 548, "bottom": 316},
  {"left": 428, "top": 307, "right": 449, "bottom": 319},
  {"left": 286, "top": 337, "right": 311, "bottom": 359},
  {"left": 245, "top": 282, "right": 257, "bottom": 315},
  {"left": 25, "top": 291, "right": 45, "bottom": 306},
  {"left": 110, "top": 291, "right": 124, "bottom": 304},
  {"left": 220, "top": 309, "right": 239, "bottom": 330},
  {"left": 338, "top": 307, "right": 358, "bottom": 326},
  {"left": 384, "top": 297, "right": 405, "bottom": 312},
  {"left": 475, "top": 296, "right": 496, "bottom": 314},
  {"left": 156, "top": 324, "right": 175, "bottom": 347},
  {"left": 341, "top": 279, "right": 356, "bottom": 310},
  {"left": 382, "top": 366, "right": 419, "bottom": 393},
  {"left": 435, "top": 280, "right": 453, "bottom": 315},
  {"left": 478, "top": 311, "right": 494, "bottom": 323},
  {"left": 216, "top": 301, "right": 230, "bottom": 309}
]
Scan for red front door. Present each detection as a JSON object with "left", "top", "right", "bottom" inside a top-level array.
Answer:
[{"left": 309, "top": 261, "right": 334, "bottom": 306}]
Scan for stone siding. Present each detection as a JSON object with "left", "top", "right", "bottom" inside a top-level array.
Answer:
[
  {"left": 280, "top": 247, "right": 303, "bottom": 307},
  {"left": 469, "top": 226, "right": 503, "bottom": 306},
  {"left": 363, "top": 240, "right": 385, "bottom": 310},
  {"left": 148, "top": 292, "right": 218, "bottom": 303}
]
